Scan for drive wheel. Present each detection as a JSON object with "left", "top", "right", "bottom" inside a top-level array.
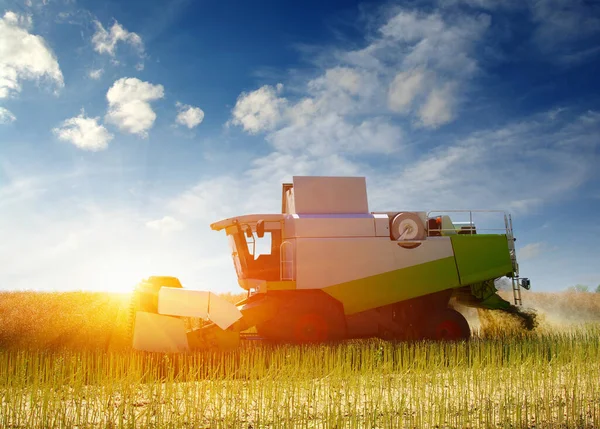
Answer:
[
  {"left": 293, "top": 313, "right": 329, "bottom": 343},
  {"left": 428, "top": 309, "right": 470, "bottom": 341}
]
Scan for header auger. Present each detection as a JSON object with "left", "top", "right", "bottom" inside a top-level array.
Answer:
[{"left": 131, "top": 176, "right": 531, "bottom": 352}]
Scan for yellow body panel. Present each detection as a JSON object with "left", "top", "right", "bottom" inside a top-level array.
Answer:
[{"left": 266, "top": 280, "right": 297, "bottom": 291}]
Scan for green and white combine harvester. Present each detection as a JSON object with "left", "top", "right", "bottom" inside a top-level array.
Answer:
[{"left": 132, "top": 176, "right": 531, "bottom": 352}]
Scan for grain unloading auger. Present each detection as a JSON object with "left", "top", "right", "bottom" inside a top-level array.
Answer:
[{"left": 131, "top": 176, "right": 531, "bottom": 352}]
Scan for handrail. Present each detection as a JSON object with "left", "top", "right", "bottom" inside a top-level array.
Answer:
[
  {"left": 427, "top": 209, "right": 508, "bottom": 214},
  {"left": 426, "top": 210, "right": 511, "bottom": 236}
]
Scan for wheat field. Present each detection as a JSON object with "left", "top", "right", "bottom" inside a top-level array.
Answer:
[{"left": 0, "top": 290, "right": 599, "bottom": 428}]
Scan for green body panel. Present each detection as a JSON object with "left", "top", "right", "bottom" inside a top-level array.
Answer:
[
  {"left": 323, "top": 256, "right": 460, "bottom": 315},
  {"left": 450, "top": 235, "right": 513, "bottom": 285}
]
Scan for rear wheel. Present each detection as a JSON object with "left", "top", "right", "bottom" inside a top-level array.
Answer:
[{"left": 427, "top": 308, "right": 470, "bottom": 341}]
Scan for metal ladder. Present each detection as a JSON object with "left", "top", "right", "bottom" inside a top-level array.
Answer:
[{"left": 505, "top": 214, "right": 522, "bottom": 306}]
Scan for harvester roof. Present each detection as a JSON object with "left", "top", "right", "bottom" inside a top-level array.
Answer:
[{"left": 210, "top": 213, "right": 285, "bottom": 231}]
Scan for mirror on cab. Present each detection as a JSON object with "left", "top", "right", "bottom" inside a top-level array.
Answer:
[{"left": 256, "top": 220, "right": 265, "bottom": 238}]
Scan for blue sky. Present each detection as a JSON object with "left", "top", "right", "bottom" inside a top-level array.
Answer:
[{"left": 1, "top": 0, "right": 599, "bottom": 293}]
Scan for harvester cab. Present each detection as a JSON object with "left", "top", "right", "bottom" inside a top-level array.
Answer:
[{"left": 131, "top": 176, "right": 531, "bottom": 352}]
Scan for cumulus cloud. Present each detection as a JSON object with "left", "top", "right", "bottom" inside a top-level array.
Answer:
[
  {"left": 92, "top": 20, "right": 143, "bottom": 57},
  {"left": 53, "top": 111, "right": 114, "bottom": 151},
  {"left": 307, "top": 67, "right": 363, "bottom": 97},
  {"left": 175, "top": 102, "right": 204, "bottom": 129},
  {"left": 417, "top": 83, "right": 457, "bottom": 128},
  {"left": 0, "top": 11, "right": 63, "bottom": 99},
  {"left": 378, "top": 10, "right": 490, "bottom": 74},
  {"left": 346, "top": 10, "right": 489, "bottom": 127},
  {"left": 221, "top": 6, "right": 600, "bottom": 220},
  {"left": 229, "top": 6, "right": 491, "bottom": 154},
  {"left": 301, "top": 67, "right": 380, "bottom": 118},
  {"left": 105, "top": 77, "right": 164, "bottom": 137},
  {"left": 88, "top": 68, "right": 103, "bottom": 80},
  {"left": 388, "top": 69, "right": 427, "bottom": 113},
  {"left": 146, "top": 216, "right": 184, "bottom": 234},
  {"left": 268, "top": 114, "right": 401, "bottom": 156},
  {"left": 0, "top": 107, "right": 16, "bottom": 124},
  {"left": 230, "top": 84, "right": 286, "bottom": 133}
]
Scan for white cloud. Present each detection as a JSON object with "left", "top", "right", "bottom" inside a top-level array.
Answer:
[
  {"left": 527, "top": 0, "right": 600, "bottom": 63},
  {"left": 229, "top": 7, "right": 490, "bottom": 148},
  {"left": 88, "top": 68, "right": 103, "bottom": 80},
  {"left": 308, "top": 67, "right": 363, "bottom": 96},
  {"left": 346, "top": 10, "right": 488, "bottom": 127},
  {"left": 230, "top": 84, "right": 286, "bottom": 133},
  {"left": 301, "top": 67, "right": 380, "bottom": 118},
  {"left": 378, "top": 10, "right": 489, "bottom": 75},
  {"left": 175, "top": 102, "right": 204, "bottom": 129},
  {"left": 388, "top": 69, "right": 427, "bottom": 113},
  {"left": 0, "top": 107, "right": 16, "bottom": 124},
  {"left": 438, "top": 0, "right": 520, "bottom": 8},
  {"left": 92, "top": 20, "right": 144, "bottom": 57},
  {"left": 146, "top": 216, "right": 184, "bottom": 234},
  {"left": 417, "top": 83, "right": 457, "bottom": 128},
  {"left": 531, "top": 0, "right": 600, "bottom": 44},
  {"left": 437, "top": 0, "right": 600, "bottom": 64},
  {"left": 222, "top": 7, "right": 507, "bottom": 206},
  {"left": 268, "top": 114, "right": 401, "bottom": 156},
  {"left": 508, "top": 198, "right": 543, "bottom": 213},
  {"left": 169, "top": 177, "right": 241, "bottom": 222},
  {"left": 0, "top": 11, "right": 63, "bottom": 99},
  {"left": 370, "top": 110, "right": 599, "bottom": 212},
  {"left": 222, "top": 6, "right": 600, "bottom": 226},
  {"left": 519, "top": 242, "right": 546, "bottom": 261},
  {"left": 53, "top": 111, "right": 114, "bottom": 151},
  {"left": 105, "top": 77, "right": 164, "bottom": 137}
]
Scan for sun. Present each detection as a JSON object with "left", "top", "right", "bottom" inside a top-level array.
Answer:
[{"left": 82, "top": 259, "right": 162, "bottom": 294}]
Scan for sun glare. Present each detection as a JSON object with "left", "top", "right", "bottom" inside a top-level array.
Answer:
[{"left": 85, "top": 259, "right": 159, "bottom": 293}]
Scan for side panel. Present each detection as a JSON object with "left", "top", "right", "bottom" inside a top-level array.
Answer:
[
  {"left": 295, "top": 237, "right": 394, "bottom": 289},
  {"left": 324, "top": 256, "right": 460, "bottom": 315},
  {"left": 450, "top": 234, "right": 513, "bottom": 285},
  {"left": 285, "top": 215, "right": 376, "bottom": 238},
  {"left": 295, "top": 236, "right": 455, "bottom": 290},
  {"left": 373, "top": 213, "right": 390, "bottom": 237}
]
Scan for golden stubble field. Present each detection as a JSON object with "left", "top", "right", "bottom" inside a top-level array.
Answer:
[{"left": 0, "top": 290, "right": 599, "bottom": 428}]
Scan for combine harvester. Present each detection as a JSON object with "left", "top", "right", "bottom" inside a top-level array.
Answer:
[{"left": 132, "top": 176, "right": 531, "bottom": 352}]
